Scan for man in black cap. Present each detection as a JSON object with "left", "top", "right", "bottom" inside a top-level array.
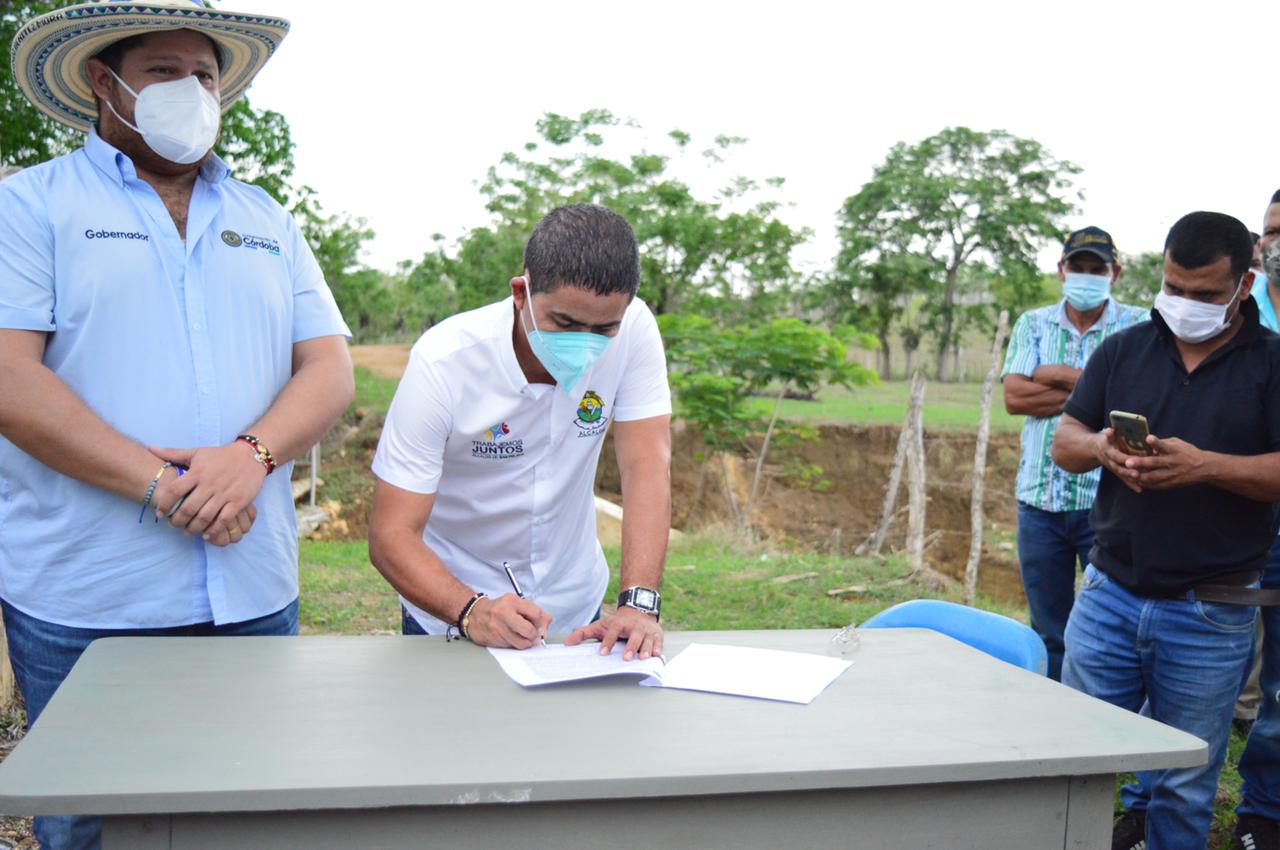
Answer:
[{"left": 1001, "top": 226, "right": 1145, "bottom": 680}]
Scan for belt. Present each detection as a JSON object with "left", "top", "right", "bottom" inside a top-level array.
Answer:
[
  {"left": 1193, "top": 583, "right": 1280, "bottom": 607},
  {"left": 1104, "top": 567, "right": 1274, "bottom": 604}
]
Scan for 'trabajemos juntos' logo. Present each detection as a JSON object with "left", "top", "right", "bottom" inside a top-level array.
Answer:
[
  {"left": 473, "top": 421, "right": 523, "bottom": 459},
  {"left": 574, "top": 391, "right": 608, "bottom": 438}
]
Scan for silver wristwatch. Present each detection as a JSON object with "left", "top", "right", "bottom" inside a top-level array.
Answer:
[{"left": 617, "top": 586, "right": 661, "bottom": 620}]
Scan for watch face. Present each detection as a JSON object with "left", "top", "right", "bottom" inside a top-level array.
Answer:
[{"left": 633, "top": 588, "right": 657, "bottom": 610}]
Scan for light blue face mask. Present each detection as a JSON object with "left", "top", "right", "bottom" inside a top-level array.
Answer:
[
  {"left": 522, "top": 279, "right": 613, "bottom": 394},
  {"left": 1062, "top": 272, "right": 1111, "bottom": 311}
]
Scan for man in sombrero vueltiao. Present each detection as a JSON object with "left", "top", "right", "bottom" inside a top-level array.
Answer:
[{"left": 0, "top": 3, "right": 352, "bottom": 846}]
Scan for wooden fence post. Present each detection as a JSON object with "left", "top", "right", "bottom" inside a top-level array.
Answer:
[
  {"left": 905, "top": 372, "right": 928, "bottom": 572},
  {"left": 964, "top": 311, "right": 1010, "bottom": 606}
]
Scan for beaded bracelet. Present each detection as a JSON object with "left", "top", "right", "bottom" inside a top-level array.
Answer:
[
  {"left": 138, "top": 462, "right": 173, "bottom": 523},
  {"left": 236, "top": 434, "right": 276, "bottom": 475},
  {"left": 456, "top": 593, "right": 487, "bottom": 641}
]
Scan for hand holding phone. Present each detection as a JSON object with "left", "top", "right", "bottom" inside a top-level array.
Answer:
[{"left": 1109, "top": 410, "right": 1152, "bottom": 456}]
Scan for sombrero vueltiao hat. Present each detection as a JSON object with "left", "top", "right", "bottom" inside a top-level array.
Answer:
[{"left": 10, "top": 0, "right": 290, "bottom": 133}]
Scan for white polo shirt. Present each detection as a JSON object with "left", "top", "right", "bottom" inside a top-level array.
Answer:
[{"left": 371, "top": 296, "right": 671, "bottom": 634}]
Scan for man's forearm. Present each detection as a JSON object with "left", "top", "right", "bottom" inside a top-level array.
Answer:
[
  {"left": 243, "top": 337, "right": 354, "bottom": 465},
  {"left": 618, "top": 463, "right": 671, "bottom": 591},
  {"left": 1031, "top": 365, "right": 1083, "bottom": 392},
  {"left": 1204, "top": 452, "right": 1280, "bottom": 502},
  {"left": 0, "top": 355, "right": 171, "bottom": 502},
  {"left": 1003, "top": 377, "right": 1071, "bottom": 417},
  {"left": 1052, "top": 418, "right": 1103, "bottom": 474},
  {"left": 369, "top": 524, "right": 475, "bottom": 625}
]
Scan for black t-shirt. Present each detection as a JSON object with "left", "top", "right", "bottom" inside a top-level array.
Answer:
[{"left": 1063, "top": 298, "right": 1280, "bottom": 596}]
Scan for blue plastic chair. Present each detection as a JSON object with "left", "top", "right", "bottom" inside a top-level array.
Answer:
[{"left": 861, "top": 599, "right": 1048, "bottom": 676}]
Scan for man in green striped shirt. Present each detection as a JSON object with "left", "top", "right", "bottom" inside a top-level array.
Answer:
[{"left": 1001, "top": 227, "right": 1147, "bottom": 680}]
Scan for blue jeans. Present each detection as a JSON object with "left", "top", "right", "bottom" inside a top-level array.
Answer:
[
  {"left": 1015, "top": 502, "right": 1094, "bottom": 681},
  {"left": 2, "top": 598, "right": 299, "bottom": 850},
  {"left": 401, "top": 605, "right": 429, "bottom": 635},
  {"left": 1062, "top": 565, "right": 1256, "bottom": 850},
  {"left": 1238, "top": 536, "right": 1280, "bottom": 820}
]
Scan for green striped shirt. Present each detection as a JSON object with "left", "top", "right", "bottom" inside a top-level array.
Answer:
[{"left": 1001, "top": 299, "right": 1148, "bottom": 513}]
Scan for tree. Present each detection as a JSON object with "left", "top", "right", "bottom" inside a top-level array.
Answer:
[
  {"left": 217, "top": 99, "right": 296, "bottom": 205},
  {"left": 1, "top": 1, "right": 77, "bottom": 165},
  {"left": 291, "top": 187, "right": 383, "bottom": 339},
  {"left": 825, "top": 254, "right": 936, "bottom": 380},
  {"left": 660, "top": 314, "right": 874, "bottom": 526},
  {"left": 1113, "top": 251, "right": 1162, "bottom": 307},
  {"left": 474, "top": 109, "right": 809, "bottom": 317},
  {"left": 837, "top": 127, "right": 1080, "bottom": 380}
]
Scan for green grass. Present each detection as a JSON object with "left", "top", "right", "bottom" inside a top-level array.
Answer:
[
  {"left": 297, "top": 528, "right": 1014, "bottom": 638},
  {"left": 603, "top": 527, "right": 1025, "bottom": 631},
  {"left": 352, "top": 366, "right": 400, "bottom": 413},
  {"left": 298, "top": 539, "right": 399, "bottom": 635},
  {"left": 775, "top": 381, "right": 1022, "bottom": 433}
]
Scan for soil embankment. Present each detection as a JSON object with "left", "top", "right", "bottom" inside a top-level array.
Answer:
[{"left": 596, "top": 424, "right": 1025, "bottom": 603}]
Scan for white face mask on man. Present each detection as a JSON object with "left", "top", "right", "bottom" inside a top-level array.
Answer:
[
  {"left": 105, "top": 69, "right": 220, "bottom": 165},
  {"left": 1153, "top": 277, "right": 1244, "bottom": 344}
]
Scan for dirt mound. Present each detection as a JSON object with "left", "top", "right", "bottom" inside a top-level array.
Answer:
[{"left": 351, "top": 344, "right": 411, "bottom": 379}]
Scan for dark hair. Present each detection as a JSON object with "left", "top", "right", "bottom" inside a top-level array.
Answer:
[
  {"left": 93, "top": 30, "right": 226, "bottom": 75},
  {"left": 523, "top": 204, "right": 640, "bottom": 297},
  {"left": 1252, "top": 232, "right": 1262, "bottom": 245},
  {"left": 1271, "top": 189, "right": 1280, "bottom": 205},
  {"left": 1163, "top": 211, "right": 1253, "bottom": 280}
]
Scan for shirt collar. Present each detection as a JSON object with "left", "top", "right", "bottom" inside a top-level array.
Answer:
[
  {"left": 1055, "top": 297, "right": 1118, "bottom": 333},
  {"left": 84, "top": 127, "right": 231, "bottom": 187},
  {"left": 499, "top": 296, "right": 534, "bottom": 394}
]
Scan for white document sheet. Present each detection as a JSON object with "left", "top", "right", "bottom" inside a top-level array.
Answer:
[
  {"left": 489, "top": 641, "right": 851, "bottom": 705},
  {"left": 640, "top": 643, "right": 852, "bottom": 704},
  {"left": 487, "top": 643, "right": 666, "bottom": 687}
]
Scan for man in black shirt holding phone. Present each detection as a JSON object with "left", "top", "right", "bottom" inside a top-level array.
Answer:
[{"left": 1053, "top": 211, "right": 1280, "bottom": 850}]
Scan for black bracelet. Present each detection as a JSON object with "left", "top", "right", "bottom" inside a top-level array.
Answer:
[{"left": 456, "top": 593, "right": 486, "bottom": 641}]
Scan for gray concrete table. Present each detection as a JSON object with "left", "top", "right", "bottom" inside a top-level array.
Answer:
[{"left": 0, "top": 629, "right": 1203, "bottom": 850}]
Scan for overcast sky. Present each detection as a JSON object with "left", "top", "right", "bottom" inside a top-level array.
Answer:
[{"left": 241, "top": 0, "right": 1278, "bottom": 277}]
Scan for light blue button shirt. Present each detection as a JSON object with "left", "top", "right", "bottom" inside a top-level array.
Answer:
[
  {"left": 0, "top": 131, "right": 350, "bottom": 629},
  {"left": 1253, "top": 285, "right": 1279, "bottom": 333}
]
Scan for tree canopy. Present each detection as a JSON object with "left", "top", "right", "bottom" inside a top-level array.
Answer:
[{"left": 835, "top": 127, "right": 1080, "bottom": 380}]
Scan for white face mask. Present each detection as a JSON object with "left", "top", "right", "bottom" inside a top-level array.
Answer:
[
  {"left": 105, "top": 70, "right": 220, "bottom": 165},
  {"left": 1153, "top": 278, "right": 1244, "bottom": 344}
]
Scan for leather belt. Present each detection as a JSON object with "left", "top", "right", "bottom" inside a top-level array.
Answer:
[{"left": 1192, "top": 584, "right": 1280, "bottom": 607}]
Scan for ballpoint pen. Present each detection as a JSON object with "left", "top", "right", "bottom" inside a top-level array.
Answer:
[{"left": 503, "top": 561, "right": 547, "bottom": 647}]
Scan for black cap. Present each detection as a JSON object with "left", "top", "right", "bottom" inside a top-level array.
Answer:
[{"left": 1062, "top": 226, "right": 1117, "bottom": 264}]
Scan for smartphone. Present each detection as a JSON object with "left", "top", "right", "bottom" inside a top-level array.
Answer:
[{"left": 1109, "top": 411, "right": 1152, "bottom": 455}]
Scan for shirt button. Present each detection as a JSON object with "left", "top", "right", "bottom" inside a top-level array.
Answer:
[
  {"left": 192, "top": 322, "right": 204, "bottom": 331},
  {"left": 200, "top": 385, "right": 212, "bottom": 395}
]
